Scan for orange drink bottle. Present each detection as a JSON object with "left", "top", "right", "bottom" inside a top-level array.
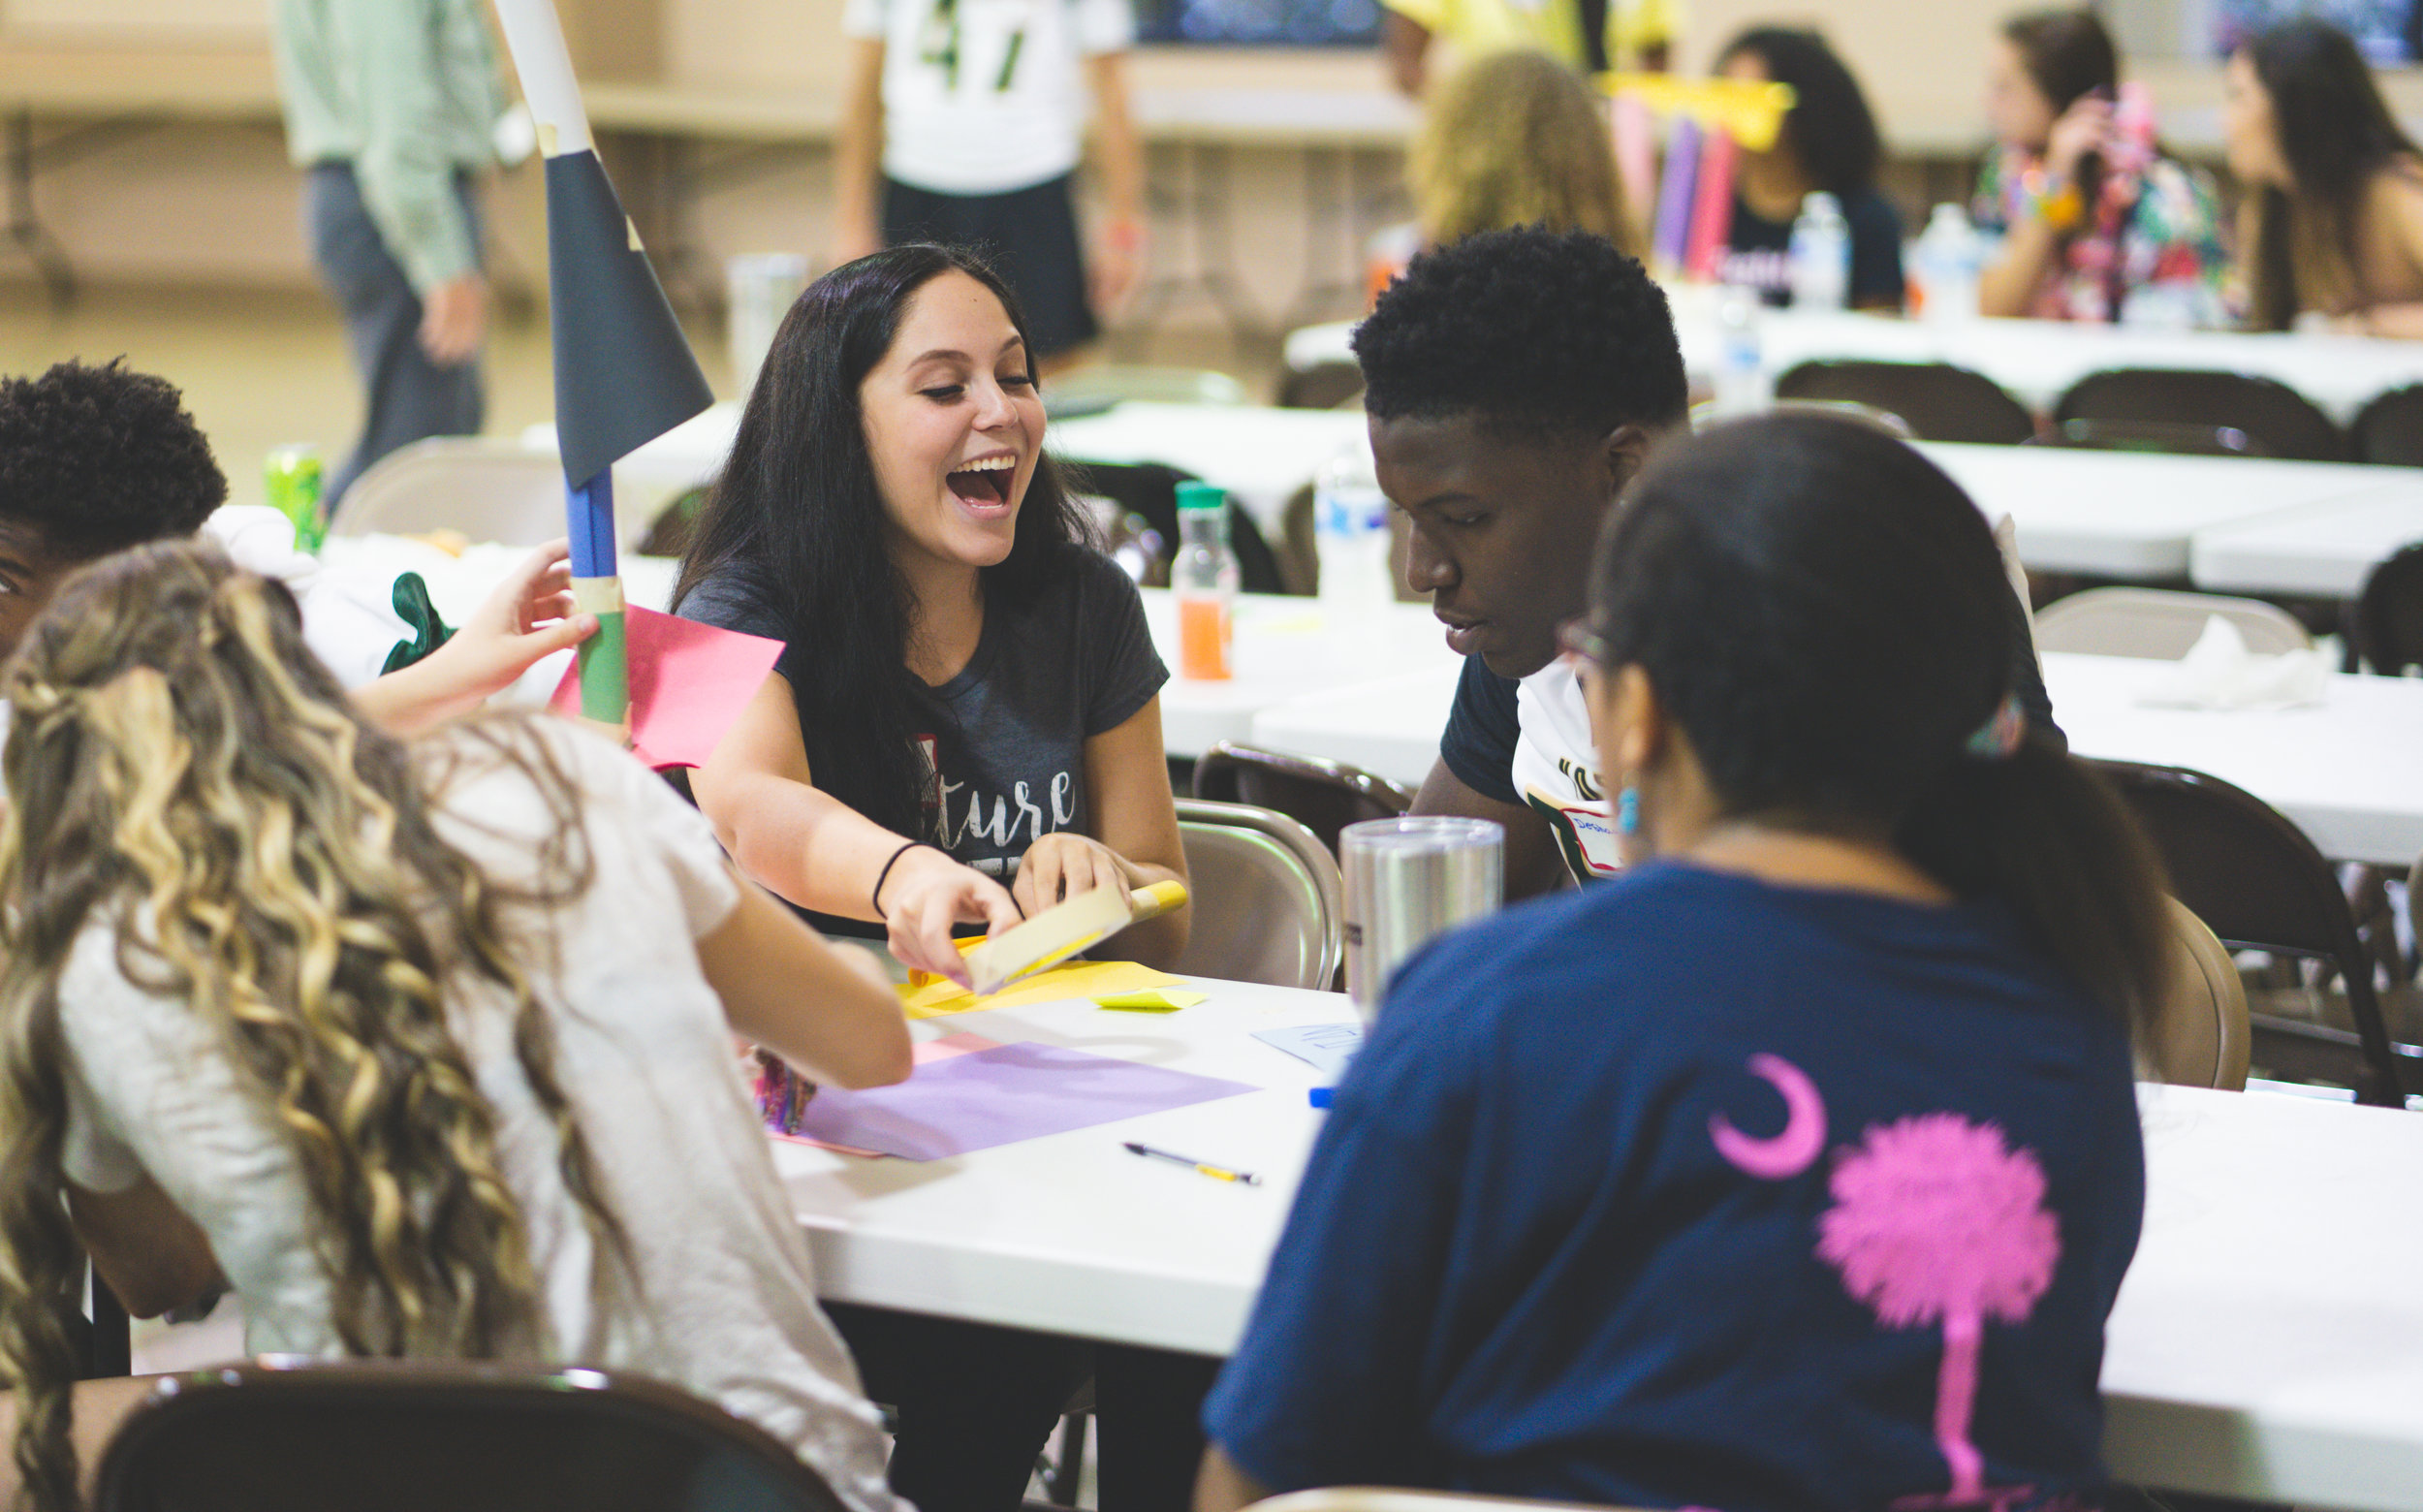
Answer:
[{"left": 1174, "top": 481, "right": 1239, "bottom": 680}]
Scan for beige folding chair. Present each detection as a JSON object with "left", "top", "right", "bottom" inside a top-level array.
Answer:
[
  {"left": 330, "top": 438, "right": 570, "bottom": 547},
  {"left": 2033, "top": 587, "right": 2313, "bottom": 660},
  {"left": 1250, "top": 1488, "right": 1647, "bottom": 1512},
  {"left": 1173, "top": 798, "right": 1344, "bottom": 992},
  {"left": 2142, "top": 898, "right": 2251, "bottom": 1091}
]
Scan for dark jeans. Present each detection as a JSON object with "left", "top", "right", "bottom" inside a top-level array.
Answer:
[
  {"left": 304, "top": 162, "right": 486, "bottom": 508},
  {"left": 826, "top": 1303, "right": 1222, "bottom": 1512}
]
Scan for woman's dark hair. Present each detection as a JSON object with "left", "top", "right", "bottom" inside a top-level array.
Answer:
[
  {"left": 1587, "top": 412, "right": 2172, "bottom": 1033},
  {"left": 2240, "top": 17, "right": 2421, "bottom": 329},
  {"left": 1715, "top": 27, "right": 1881, "bottom": 198},
  {"left": 2002, "top": 10, "right": 2122, "bottom": 217},
  {"left": 672, "top": 243, "right": 1088, "bottom": 837}
]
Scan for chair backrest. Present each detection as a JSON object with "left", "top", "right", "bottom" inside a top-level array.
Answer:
[
  {"left": 2350, "top": 383, "right": 2423, "bottom": 466},
  {"left": 93, "top": 1357, "right": 848, "bottom": 1512},
  {"left": 2054, "top": 368, "right": 2345, "bottom": 461},
  {"left": 2029, "top": 417, "right": 2261, "bottom": 457},
  {"left": 2143, "top": 897, "right": 2251, "bottom": 1090},
  {"left": 1276, "top": 360, "right": 1366, "bottom": 411},
  {"left": 1193, "top": 741, "right": 1416, "bottom": 855},
  {"left": 2033, "top": 586, "right": 2313, "bottom": 659},
  {"left": 330, "top": 439, "right": 571, "bottom": 545},
  {"left": 1064, "top": 460, "right": 1288, "bottom": 595},
  {"left": 1172, "top": 798, "right": 1344, "bottom": 992},
  {"left": 2352, "top": 541, "right": 2423, "bottom": 676},
  {"left": 1773, "top": 360, "right": 2037, "bottom": 445},
  {"left": 2090, "top": 759, "right": 2403, "bottom": 1104}
]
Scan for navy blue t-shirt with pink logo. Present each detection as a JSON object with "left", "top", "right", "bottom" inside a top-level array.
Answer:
[{"left": 1205, "top": 862, "right": 2144, "bottom": 1512}]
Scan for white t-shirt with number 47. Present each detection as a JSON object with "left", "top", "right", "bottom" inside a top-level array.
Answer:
[{"left": 846, "top": 0, "right": 1135, "bottom": 195}]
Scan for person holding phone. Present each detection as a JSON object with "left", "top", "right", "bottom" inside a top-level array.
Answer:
[{"left": 1975, "top": 9, "right": 2228, "bottom": 325}]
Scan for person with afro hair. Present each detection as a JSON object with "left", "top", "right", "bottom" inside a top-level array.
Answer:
[
  {"left": 1340, "top": 227, "right": 2061, "bottom": 904},
  {"left": 0, "top": 360, "right": 597, "bottom": 734},
  {"left": 0, "top": 360, "right": 228, "bottom": 662},
  {"left": 1349, "top": 226, "right": 1689, "bottom": 898}
]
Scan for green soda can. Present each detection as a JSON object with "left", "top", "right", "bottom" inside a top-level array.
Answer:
[{"left": 265, "top": 444, "right": 327, "bottom": 552}]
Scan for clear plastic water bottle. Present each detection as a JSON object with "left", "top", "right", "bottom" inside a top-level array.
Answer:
[
  {"left": 1713, "top": 284, "right": 1767, "bottom": 417},
  {"left": 1913, "top": 203, "right": 1981, "bottom": 327},
  {"left": 1787, "top": 191, "right": 1850, "bottom": 312},
  {"left": 1313, "top": 441, "right": 1393, "bottom": 617},
  {"left": 1174, "top": 481, "right": 1240, "bottom": 680}
]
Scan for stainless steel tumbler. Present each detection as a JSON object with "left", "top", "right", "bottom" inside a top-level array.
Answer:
[{"left": 1340, "top": 816, "right": 1504, "bottom": 1022}]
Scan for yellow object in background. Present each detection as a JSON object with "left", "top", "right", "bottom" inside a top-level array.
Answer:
[{"left": 1602, "top": 73, "right": 1794, "bottom": 151}]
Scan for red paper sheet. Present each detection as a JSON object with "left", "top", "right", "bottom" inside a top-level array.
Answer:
[{"left": 549, "top": 605, "right": 784, "bottom": 771}]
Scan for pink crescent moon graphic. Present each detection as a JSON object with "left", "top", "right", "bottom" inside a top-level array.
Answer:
[{"left": 1709, "top": 1053, "right": 1827, "bottom": 1181}]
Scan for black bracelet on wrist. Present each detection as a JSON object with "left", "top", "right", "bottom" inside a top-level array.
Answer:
[{"left": 872, "top": 840, "right": 940, "bottom": 920}]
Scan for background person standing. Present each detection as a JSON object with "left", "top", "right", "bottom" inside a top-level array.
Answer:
[
  {"left": 272, "top": 0, "right": 501, "bottom": 508},
  {"left": 830, "top": 0, "right": 1147, "bottom": 371}
]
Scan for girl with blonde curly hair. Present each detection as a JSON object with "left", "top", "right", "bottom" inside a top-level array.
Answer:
[
  {"left": 0, "top": 540, "right": 914, "bottom": 1512},
  {"left": 1407, "top": 49, "right": 1641, "bottom": 253}
]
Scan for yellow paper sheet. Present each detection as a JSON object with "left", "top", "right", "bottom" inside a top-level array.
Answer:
[
  {"left": 1093, "top": 989, "right": 1210, "bottom": 1012},
  {"left": 897, "top": 960, "right": 1186, "bottom": 1019}
]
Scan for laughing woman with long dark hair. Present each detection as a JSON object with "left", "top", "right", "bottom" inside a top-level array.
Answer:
[
  {"left": 675, "top": 242, "right": 1210, "bottom": 1512},
  {"left": 674, "top": 243, "right": 1187, "bottom": 979}
]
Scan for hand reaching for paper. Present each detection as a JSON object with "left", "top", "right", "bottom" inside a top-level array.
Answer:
[{"left": 353, "top": 539, "right": 598, "bottom": 736}]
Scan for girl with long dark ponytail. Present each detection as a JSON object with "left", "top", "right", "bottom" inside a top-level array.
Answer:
[{"left": 1198, "top": 411, "right": 2174, "bottom": 1512}]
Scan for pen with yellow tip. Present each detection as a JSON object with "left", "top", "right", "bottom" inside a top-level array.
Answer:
[{"left": 1122, "top": 1141, "right": 1261, "bottom": 1185}]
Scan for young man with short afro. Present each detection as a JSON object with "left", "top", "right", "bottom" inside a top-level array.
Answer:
[
  {"left": 1347, "top": 226, "right": 2056, "bottom": 902},
  {"left": 1353, "top": 227, "right": 1690, "bottom": 898},
  {"left": 0, "top": 360, "right": 228, "bottom": 661}
]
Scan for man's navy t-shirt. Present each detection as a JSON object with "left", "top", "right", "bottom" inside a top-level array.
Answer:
[{"left": 1206, "top": 863, "right": 2144, "bottom": 1512}]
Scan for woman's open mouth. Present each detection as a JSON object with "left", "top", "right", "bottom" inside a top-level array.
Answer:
[{"left": 948, "top": 456, "right": 1017, "bottom": 513}]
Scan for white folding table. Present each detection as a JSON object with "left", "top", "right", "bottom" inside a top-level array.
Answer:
[
  {"left": 1139, "top": 590, "right": 1456, "bottom": 760},
  {"left": 1244, "top": 653, "right": 2423, "bottom": 868},
  {"left": 2190, "top": 484, "right": 2423, "bottom": 600},
  {"left": 778, "top": 982, "right": 2423, "bottom": 1512},
  {"left": 1914, "top": 444, "right": 2408, "bottom": 581}
]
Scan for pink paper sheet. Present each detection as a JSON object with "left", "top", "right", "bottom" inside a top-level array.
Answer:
[
  {"left": 548, "top": 605, "right": 784, "bottom": 771},
  {"left": 791, "top": 1041, "right": 1257, "bottom": 1161}
]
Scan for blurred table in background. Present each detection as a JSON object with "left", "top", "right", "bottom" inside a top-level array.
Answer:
[{"left": 1247, "top": 652, "right": 2423, "bottom": 867}]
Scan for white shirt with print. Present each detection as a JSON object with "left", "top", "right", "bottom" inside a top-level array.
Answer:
[
  {"left": 1511, "top": 662, "right": 1623, "bottom": 885},
  {"left": 845, "top": 0, "right": 1134, "bottom": 194}
]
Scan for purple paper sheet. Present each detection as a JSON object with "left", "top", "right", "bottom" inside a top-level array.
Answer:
[{"left": 792, "top": 1042, "right": 1258, "bottom": 1160}]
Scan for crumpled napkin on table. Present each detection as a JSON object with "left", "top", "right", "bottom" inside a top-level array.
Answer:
[{"left": 2135, "top": 616, "right": 2328, "bottom": 710}]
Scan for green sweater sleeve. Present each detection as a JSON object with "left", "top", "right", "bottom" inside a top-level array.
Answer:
[{"left": 332, "top": 0, "right": 490, "bottom": 294}]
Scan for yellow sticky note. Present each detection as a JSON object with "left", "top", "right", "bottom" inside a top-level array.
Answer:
[
  {"left": 1094, "top": 989, "right": 1209, "bottom": 1012},
  {"left": 897, "top": 960, "right": 1186, "bottom": 1019}
]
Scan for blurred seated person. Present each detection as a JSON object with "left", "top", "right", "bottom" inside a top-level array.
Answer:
[
  {"left": 1197, "top": 412, "right": 2174, "bottom": 1512},
  {"left": 1369, "top": 49, "right": 1641, "bottom": 295},
  {"left": 1715, "top": 27, "right": 1905, "bottom": 310},
  {"left": 2226, "top": 16, "right": 2423, "bottom": 337},
  {"left": 1975, "top": 10, "right": 2227, "bottom": 327},
  {"left": 1382, "top": 0, "right": 1677, "bottom": 98}
]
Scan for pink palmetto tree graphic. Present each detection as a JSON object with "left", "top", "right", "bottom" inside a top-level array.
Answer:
[{"left": 1815, "top": 1114, "right": 2062, "bottom": 1506}]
